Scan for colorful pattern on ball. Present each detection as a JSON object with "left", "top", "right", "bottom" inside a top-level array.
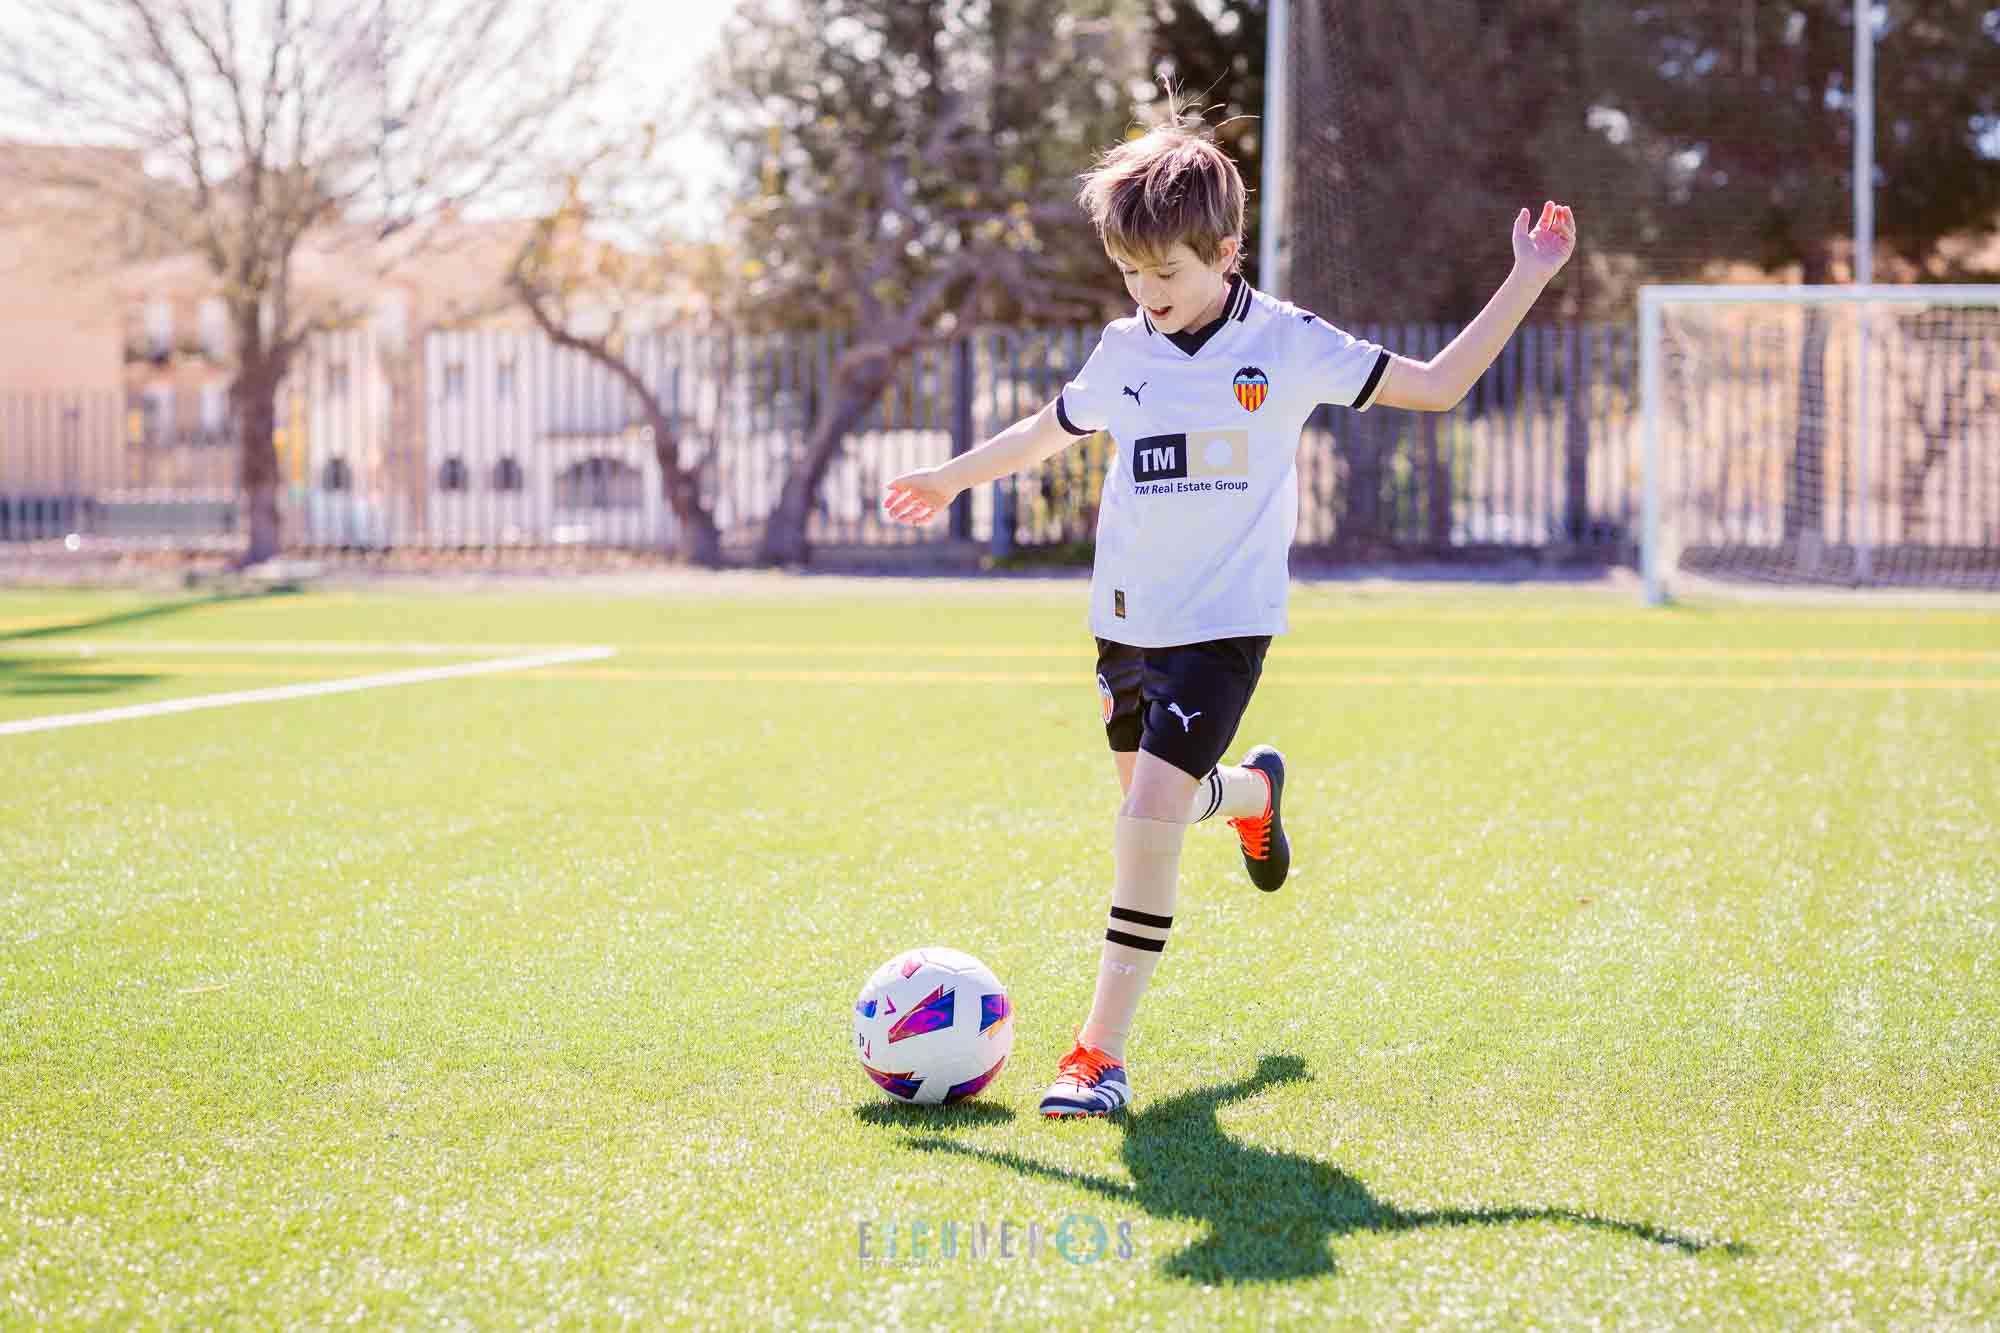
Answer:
[
  {"left": 945, "top": 1054, "right": 1009, "bottom": 1104},
  {"left": 979, "top": 993, "right": 1012, "bottom": 1034},
  {"left": 861, "top": 1064, "right": 923, "bottom": 1100},
  {"left": 886, "top": 984, "right": 955, "bottom": 1043}
]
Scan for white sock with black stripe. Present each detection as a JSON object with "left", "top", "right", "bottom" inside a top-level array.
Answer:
[{"left": 1186, "top": 764, "right": 1270, "bottom": 823}]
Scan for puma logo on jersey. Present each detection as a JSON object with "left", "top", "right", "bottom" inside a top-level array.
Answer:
[
  {"left": 1167, "top": 702, "right": 1202, "bottom": 732},
  {"left": 1122, "top": 382, "right": 1147, "bottom": 405}
]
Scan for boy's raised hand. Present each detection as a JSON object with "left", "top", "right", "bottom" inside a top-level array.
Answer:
[
  {"left": 1513, "top": 200, "right": 1577, "bottom": 282},
  {"left": 883, "top": 469, "right": 955, "bottom": 526}
]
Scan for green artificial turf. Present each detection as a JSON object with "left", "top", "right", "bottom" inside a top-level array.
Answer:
[{"left": 2, "top": 578, "right": 1996, "bottom": 1328}]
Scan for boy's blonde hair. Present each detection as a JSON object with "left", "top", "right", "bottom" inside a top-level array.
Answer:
[{"left": 1077, "top": 116, "right": 1247, "bottom": 273}]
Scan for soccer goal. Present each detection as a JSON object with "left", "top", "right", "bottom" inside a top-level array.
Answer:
[{"left": 1639, "top": 284, "right": 2000, "bottom": 603}]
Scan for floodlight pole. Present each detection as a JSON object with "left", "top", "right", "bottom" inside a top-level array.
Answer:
[
  {"left": 1259, "top": 0, "right": 1290, "bottom": 300},
  {"left": 1853, "top": 0, "right": 1875, "bottom": 582}
]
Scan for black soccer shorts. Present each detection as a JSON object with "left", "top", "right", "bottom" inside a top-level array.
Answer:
[{"left": 1094, "top": 635, "right": 1271, "bottom": 780}]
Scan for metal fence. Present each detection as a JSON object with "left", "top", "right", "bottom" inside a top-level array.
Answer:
[{"left": 0, "top": 322, "right": 1642, "bottom": 560}]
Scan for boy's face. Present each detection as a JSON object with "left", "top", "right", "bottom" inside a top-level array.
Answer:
[{"left": 1109, "top": 237, "right": 1238, "bottom": 334}]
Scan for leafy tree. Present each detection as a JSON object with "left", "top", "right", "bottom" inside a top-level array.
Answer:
[
  {"left": 707, "top": 0, "right": 1147, "bottom": 566},
  {"left": 1581, "top": 1, "right": 2000, "bottom": 544},
  {"left": 1273, "top": 0, "right": 1586, "bottom": 325},
  {"left": 1143, "top": 1, "right": 1270, "bottom": 283},
  {"left": 1254, "top": 1, "right": 1585, "bottom": 544},
  {"left": 1244, "top": 2, "right": 2000, "bottom": 549},
  {"left": 1580, "top": 1, "right": 2000, "bottom": 285}
]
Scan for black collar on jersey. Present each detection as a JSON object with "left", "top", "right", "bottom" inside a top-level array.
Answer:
[{"left": 1143, "top": 274, "right": 1252, "bottom": 357}]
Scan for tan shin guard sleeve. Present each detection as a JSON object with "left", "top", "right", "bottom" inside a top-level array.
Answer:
[{"left": 1078, "top": 814, "right": 1188, "bottom": 1058}]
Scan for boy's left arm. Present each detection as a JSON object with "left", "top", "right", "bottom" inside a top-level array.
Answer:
[{"left": 1374, "top": 201, "right": 1577, "bottom": 413}]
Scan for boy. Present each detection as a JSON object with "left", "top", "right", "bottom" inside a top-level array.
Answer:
[{"left": 883, "top": 119, "right": 1576, "bottom": 1117}]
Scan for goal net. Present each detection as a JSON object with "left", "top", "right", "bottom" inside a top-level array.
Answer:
[{"left": 1641, "top": 286, "right": 2000, "bottom": 602}]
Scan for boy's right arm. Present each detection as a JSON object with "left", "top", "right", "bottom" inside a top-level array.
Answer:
[{"left": 883, "top": 401, "right": 1082, "bottom": 526}]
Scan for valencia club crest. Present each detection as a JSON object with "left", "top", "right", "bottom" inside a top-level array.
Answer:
[{"left": 1232, "top": 366, "right": 1269, "bottom": 412}]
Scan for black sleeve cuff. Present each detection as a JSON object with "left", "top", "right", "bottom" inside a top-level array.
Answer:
[
  {"left": 1354, "top": 349, "right": 1391, "bottom": 410},
  {"left": 1055, "top": 394, "right": 1094, "bottom": 436}
]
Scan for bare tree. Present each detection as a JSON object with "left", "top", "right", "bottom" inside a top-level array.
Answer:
[
  {"left": 507, "top": 128, "right": 732, "bottom": 566},
  {"left": 0, "top": 0, "right": 613, "bottom": 564}
]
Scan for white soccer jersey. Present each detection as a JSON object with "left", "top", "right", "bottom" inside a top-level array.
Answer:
[{"left": 1057, "top": 276, "right": 1389, "bottom": 648}]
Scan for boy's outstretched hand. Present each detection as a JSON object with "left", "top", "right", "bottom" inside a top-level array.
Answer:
[
  {"left": 1513, "top": 200, "right": 1576, "bottom": 282},
  {"left": 883, "top": 469, "right": 955, "bottom": 526}
]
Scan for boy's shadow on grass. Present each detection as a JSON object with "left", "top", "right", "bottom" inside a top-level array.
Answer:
[{"left": 897, "top": 1054, "right": 1748, "bottom": 1283}]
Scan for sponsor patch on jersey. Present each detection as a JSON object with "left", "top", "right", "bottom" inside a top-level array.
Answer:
[
  {"left": 1131, "top": 431, "right": 1251, "bottom": 485},
  {"left": 1132, "top": 435, "right": 1188, "bottom": 482},
  {"left": 1233, "top": 366, "right": 1270, "bottom": 412},
  {"left": 1190, "top": 430, "right": 1249, "bottom": 476}
]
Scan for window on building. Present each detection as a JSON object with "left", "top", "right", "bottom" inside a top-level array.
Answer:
[
  {"left": 443, "top": 362, "right": 466, "bottom": 398},
  {"left": 496, "top": 360, "right": 516, "bottom": 398},
  {"left": 555, "top": 456, "right": 643, "bottom": 511},
  {"left": 438, "top": 456, "right": 470, "bottom": 492},
  {"left": 140, "top": 386, "right": 174, "bottom": 442},
  {"left": 323, "top": 457, "right": 352, "bottom": 492},
  {"left": 144, "top": 299, "right": 172, "bottom": 356},
  {"left": 198, "top": 298, "right": 229, "bottom": 359},
  {"left": 328, "top": 361, "right": 350, "bottom": 397},
  {"left": 199, "top": 384, "right": 228, "bottom": 435},
  {"left": 492, "top": 456, "right": 525, "bottom": 492}
]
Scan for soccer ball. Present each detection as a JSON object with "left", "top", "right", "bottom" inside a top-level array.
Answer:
[{"left": 852, "top": 947, "right": 1014, "bottom": 1105}]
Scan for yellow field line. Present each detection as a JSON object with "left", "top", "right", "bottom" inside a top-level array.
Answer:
[
  {"left": 514, "top": 665, "right": 2000, "bottom": 691},
  {"left": 1269, "top": 672, "right": 2000, "bottom": 691},
  {"left": 593, "top": 642, "right": 2000, "bottom": 664},
  {"left": 6, "top": 599, "right": 1996, "bottom": 637},
  {"left": 0, "top": 616, "right": 123, "bottom": 633},
  {"left": 9, "top": 640, "right": 1998, "bottom": 664},
  {"left": 1286, "top": 608, "right": 2000, "bottom": 625},
  {"left": 7, "top": 658, "right": 1994, "bottom": 692}
]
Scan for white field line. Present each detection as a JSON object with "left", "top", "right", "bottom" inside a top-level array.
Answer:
[{"left": 0, "top": 646, "right": 615, "bottom": 738}]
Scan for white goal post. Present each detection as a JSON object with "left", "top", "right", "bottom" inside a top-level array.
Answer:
[{"left": 1640, "top": 284, "right": 2000, "bottom": 604}]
